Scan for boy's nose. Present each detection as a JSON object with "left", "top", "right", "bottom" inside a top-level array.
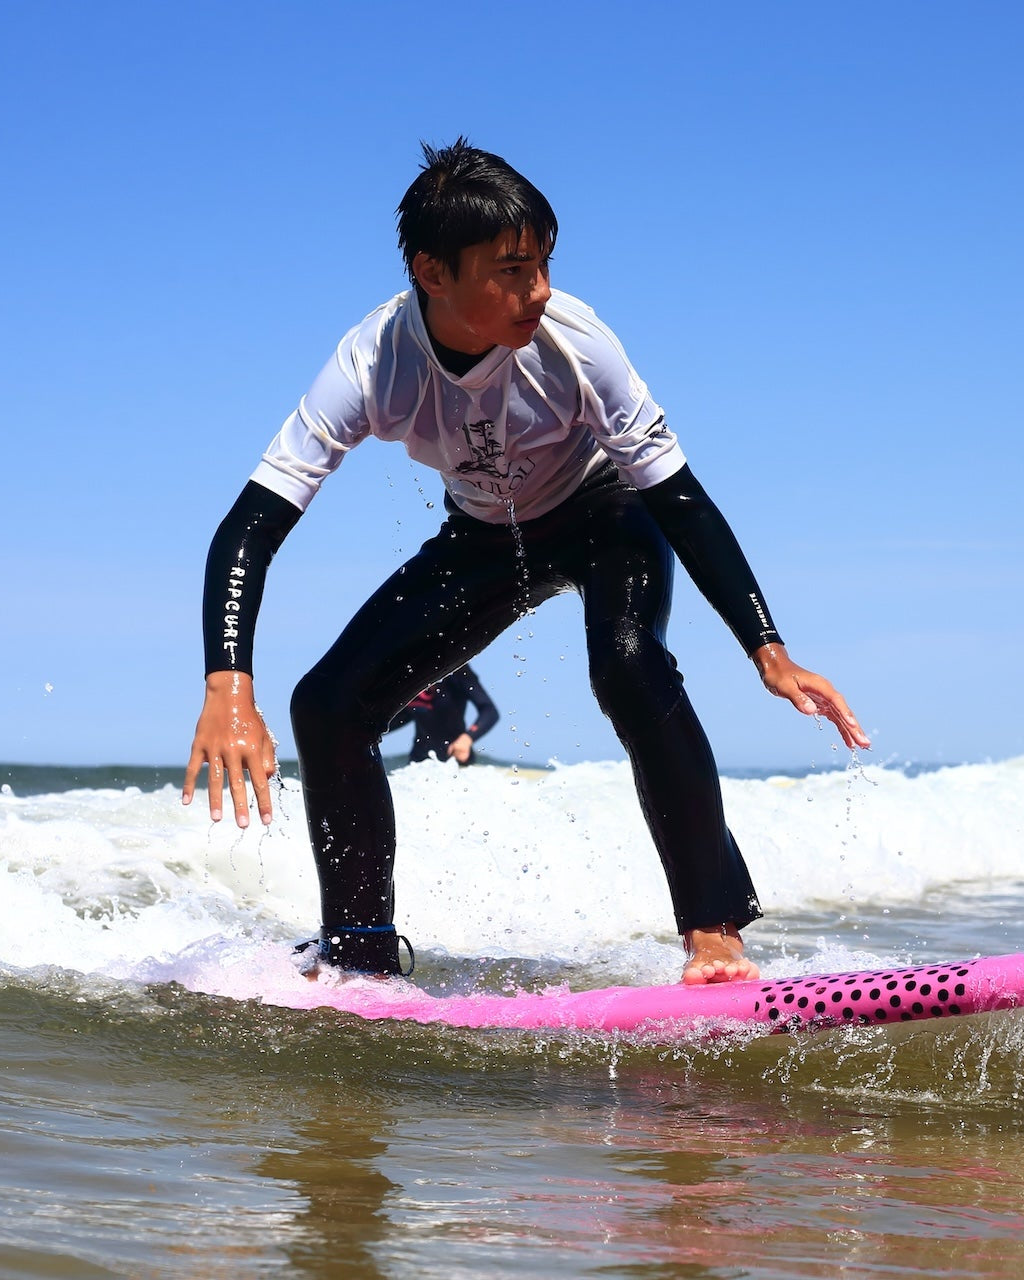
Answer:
[{"left": 530, "top": 271, "right": 552, "bottom": 307}]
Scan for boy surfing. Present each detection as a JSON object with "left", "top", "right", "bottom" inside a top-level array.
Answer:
[{"left": 183, "top": 139, "right": 869, "bottom": 984}]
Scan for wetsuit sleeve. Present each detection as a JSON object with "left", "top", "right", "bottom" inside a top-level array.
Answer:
[
  {"left": 638, "top": 464, "right": 784, "bottom": 657},
  {"left": 202, "top": 480, "right": 303, "bottom": 676},
  {"left": 460, "top": 666, "right": 500, "bottom": 741}
]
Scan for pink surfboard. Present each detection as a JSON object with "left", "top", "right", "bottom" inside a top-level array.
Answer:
[{"left": 260, "top": 952, "right": 1024, "bottom": 1036}]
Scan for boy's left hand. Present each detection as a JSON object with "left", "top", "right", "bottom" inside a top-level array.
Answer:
[{"left": 751, "top": 643, "right": 871, "bottom": 750}]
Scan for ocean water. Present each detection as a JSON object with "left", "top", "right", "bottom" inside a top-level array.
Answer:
[{"left": 2, "top": 755, "right": 1024, "bottom": 1278}]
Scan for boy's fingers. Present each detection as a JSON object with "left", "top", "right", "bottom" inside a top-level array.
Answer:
[
  {"left": 250, "top": 766, "right": 275, "bottom": 825},
  {"left": 813, "top": 694, "right": 871, "bottom": 750},
  {"left": 226, "top": 760, "right": 251, "bottom": 828},
  {"left": 184, "top": 750, "right": 274, "bottom": 826},
  {"left": 207, "top": 758, "right": 225, "bottom": 822},
  {"left": 761, "top": 657, "right": 871, "bottom": 751},
  {"left": 182, "top": 747, "right": 203, "bottom": 804}
]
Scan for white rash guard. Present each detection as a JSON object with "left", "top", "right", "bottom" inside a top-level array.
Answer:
[{"left": 250, "top": 288, "right": 686, "bottom": 522}]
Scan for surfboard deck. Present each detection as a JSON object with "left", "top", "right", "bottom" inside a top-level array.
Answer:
[{"left": 258, "top": 952, "right": 1024, "bottom": 1037}]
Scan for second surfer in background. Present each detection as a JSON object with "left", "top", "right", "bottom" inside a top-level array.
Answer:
[
  {"left": 183, "top": 139, "right": 870, "bottom": 985},
  {"left": 388, "top": 665, "right": 499, "bottom": 766}
]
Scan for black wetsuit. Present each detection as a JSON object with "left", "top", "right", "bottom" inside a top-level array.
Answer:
[
  {"left": 388, "top": 665, "right": 499, "bottom": 764},
  {"left": 204, "top": 460, "right": 774, "bottom": 946}
]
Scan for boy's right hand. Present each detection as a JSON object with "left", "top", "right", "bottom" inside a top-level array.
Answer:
[{"left": 182, "top": 672, "right": 278, "bottom": 827}]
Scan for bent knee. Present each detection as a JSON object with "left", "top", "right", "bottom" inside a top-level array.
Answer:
[
  {"left": 290, "top": 668, "right": 360, "bottom": 739},
  {"left": 290, "top": 664, "right": 408, "bottom": 746},
  {"left": 588, "top": 623, "right": 681, "bottom": 730}
]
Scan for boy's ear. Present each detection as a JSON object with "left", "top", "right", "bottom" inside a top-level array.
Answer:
[{"left": 412, "top": 252, "right": 448, "bottom": 298}]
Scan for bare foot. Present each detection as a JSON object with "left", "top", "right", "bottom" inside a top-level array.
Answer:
[{"left": 681, "top": 924, "right": 760, "bottom": 985}]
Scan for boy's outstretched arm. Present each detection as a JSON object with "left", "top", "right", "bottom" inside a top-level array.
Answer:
[
  {"left": 639, "top": 463, "right": 870, "bottom": 750},
  {"left": 182, "top": 481, "right": 302, "bottom": 826},
  {"left": 751, "top": 644, "right": 871, "bottom": 749}
]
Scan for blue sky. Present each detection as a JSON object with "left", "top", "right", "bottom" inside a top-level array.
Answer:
[{"left": 2, "top": 1, "right": 1021, "bottom": 770}]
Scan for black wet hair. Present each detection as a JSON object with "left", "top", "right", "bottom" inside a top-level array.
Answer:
[{"left": 396, "top": 137, "right": 558, "bottom": 283}]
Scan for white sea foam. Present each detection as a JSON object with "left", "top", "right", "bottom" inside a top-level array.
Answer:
[{"left": 1, "top": 758, "right": 1022, "bottom": 997}]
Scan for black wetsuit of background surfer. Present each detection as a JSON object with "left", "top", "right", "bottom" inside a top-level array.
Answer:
[{"left": 388, "top": 664, "right": 499, "bottom": 764}]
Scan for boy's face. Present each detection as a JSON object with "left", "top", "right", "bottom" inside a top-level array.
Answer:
[{"left": 413, "top": 227, "right": 552, "bottom": 355}]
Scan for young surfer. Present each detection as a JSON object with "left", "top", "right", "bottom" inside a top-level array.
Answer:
[
  {"left": 182, "top": 139, "right": 870, "bottom": 984},
  {"left": 387, "top": 665, "right": 500, "bottom": 766}
]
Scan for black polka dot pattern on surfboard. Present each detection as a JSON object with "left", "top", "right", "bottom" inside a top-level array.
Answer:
[{"left": 752, "top": 961, "right": 975, "bottom": 1029}]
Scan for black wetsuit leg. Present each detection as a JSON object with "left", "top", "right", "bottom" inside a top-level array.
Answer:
[
  {"left": 290, "top": 469, "right": 762, "bottom": 938},
  {"left": 519, "top": 475, "right": 763, "bottom": 934},
  {"left": 290, "top": 514, "right": 527, "bottom": 929}
]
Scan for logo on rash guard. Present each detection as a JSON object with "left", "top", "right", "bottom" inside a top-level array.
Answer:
[
  {"left": 222, "top": 565, "right": 245, "bottom": 661},
  {"left": 454, "top": 419, "right": 535, "bottom": 496}
]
